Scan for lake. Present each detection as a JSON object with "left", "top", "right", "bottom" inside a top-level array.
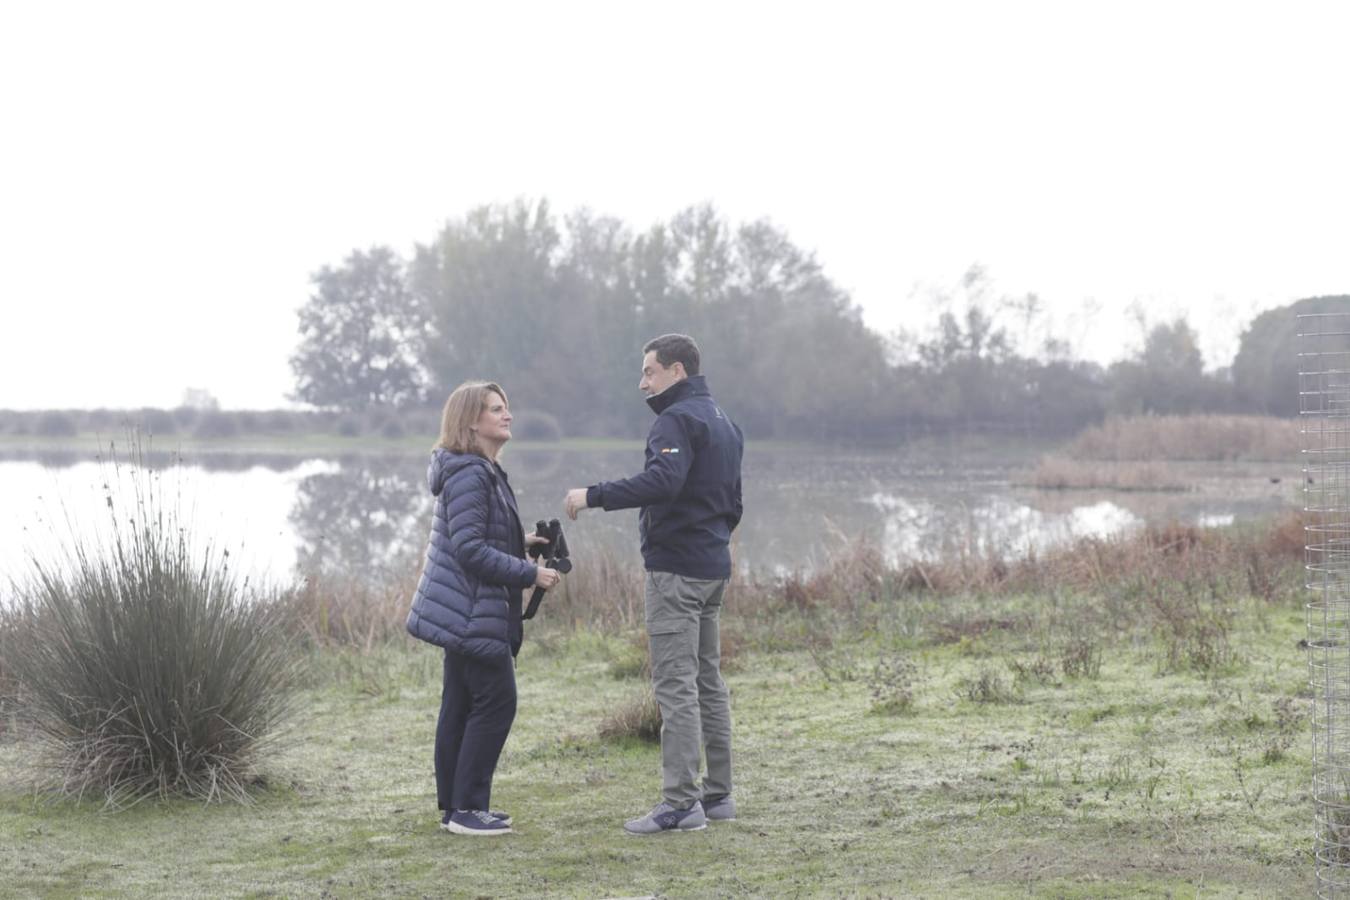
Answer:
[{"left": 0, "top": 440, "right": 1301, "bottom": 594}]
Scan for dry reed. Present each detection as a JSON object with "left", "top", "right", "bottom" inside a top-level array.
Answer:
[
  {"left": 267, "top": 509, "right": 1309, "bottom": 653},
  {"left": 284, "top": 570, "right": 420, "bottom": 651},
  {"left": 1064, "top": 414, "right": 1299, "bottom": 462},
  {"left": 1024, "top": 457, "right": 1189, "bottom": 491}
]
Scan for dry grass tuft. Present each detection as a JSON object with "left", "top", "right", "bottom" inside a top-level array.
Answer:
[
  {"left": 283, "top": 571, "right": 418, "bottom": 651},
  {"left": 597, "top": 688, "right": 662, "bottom": 743},
  {"left": 531, "top": 551, "right": 647, "bottom": 632}
]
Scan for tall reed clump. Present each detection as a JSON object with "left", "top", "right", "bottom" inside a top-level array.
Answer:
[
  {"left": 1062, "top": 414, "right": 1300, "bottom": 462},
  {"left": 0, "top": 606, "right": 17, "bottom": 736},
  {"left": 6, "top": 447, "right": 300, "bottom": 804}
]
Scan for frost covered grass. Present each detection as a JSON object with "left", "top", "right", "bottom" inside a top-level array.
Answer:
[{"left": 0, "top": 563, "right": 1312, "bottom": 897}]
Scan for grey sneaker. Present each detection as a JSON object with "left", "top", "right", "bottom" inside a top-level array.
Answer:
[
  {"left": 623, "top": 800, "right": 707, "bottom": 834},
  {"left": 703, "top": 794, "right": 736, "bottom": 821}
]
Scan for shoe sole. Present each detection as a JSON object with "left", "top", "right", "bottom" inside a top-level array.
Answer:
[
  {"left": 623, "top": 823, "right": 707, "bottom": 835},
  {"left": 442, "top": 821, "right": 512, "bottom": 836}
]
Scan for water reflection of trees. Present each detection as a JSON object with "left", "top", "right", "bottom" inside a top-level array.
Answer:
[
  {"left": 3, "top": 448, "right": 319, "bottom": 473},
  {"left": 289, "top": 462, "right": 430, "bottom": 580}
]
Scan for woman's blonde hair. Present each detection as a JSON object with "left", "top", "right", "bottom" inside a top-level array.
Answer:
[{"left": 436, "top": 381, "right": 507, "bottom": 457}]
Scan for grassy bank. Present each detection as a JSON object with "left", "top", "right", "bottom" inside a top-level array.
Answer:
[
  {"left": 0, "top": 605, "right": 1309, "bottom": 897},
  {"left": 0, "top": 515, "right": 1314, "bottom": 897}
]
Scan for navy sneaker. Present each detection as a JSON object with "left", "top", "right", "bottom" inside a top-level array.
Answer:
[
  {"left": 443, "top": 809, "right": 512, "bottom": 836},
  {"left": 703, "top": 794, "right": 736, "bottom": 821},
  {"left": 441, "top": 810, "right": 511, "bottom": 827},
  {"left": 623, "top": 800, "right": 707, "bottom": 834}
]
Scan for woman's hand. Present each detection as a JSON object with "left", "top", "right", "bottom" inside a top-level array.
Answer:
[
  {"left": 525, "top": 533, "right": 551, "bottom": 550},
  {"left": 534, "top": 565, "right": 561, "bottom": 589}
]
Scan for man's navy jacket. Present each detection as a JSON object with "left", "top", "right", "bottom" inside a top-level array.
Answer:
[{"left": 587, "top": 375, "right": 744, "bottom": 579}]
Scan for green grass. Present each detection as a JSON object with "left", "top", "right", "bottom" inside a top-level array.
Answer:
[{"left": 0, "top": 590, "right": 1312, "bottom": 898}]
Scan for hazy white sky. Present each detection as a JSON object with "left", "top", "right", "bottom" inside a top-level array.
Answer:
[{"left": 2, "top": 0, "right": 1348, "bottom": 410}]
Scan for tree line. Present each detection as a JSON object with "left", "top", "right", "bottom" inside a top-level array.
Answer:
[{"left": 289, "top": 199, "right": 1346, "bottom": 439}]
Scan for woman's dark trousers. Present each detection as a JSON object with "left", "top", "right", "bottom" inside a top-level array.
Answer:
[{"left": 435, "top": 649, "right": 517, "bottom": 813}]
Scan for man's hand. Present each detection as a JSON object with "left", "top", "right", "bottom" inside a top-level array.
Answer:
[{"left": 564, "top": 488, "right": 590, "bottom": 521}]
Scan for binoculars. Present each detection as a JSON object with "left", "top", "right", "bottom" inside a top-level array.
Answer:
[{"left": 524, "top": 518, "right": 572, "bottom": 620}]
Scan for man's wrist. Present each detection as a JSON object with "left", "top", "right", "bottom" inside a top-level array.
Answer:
[{"left": 585, "top": 485, "right": 602, "bottom": 509}]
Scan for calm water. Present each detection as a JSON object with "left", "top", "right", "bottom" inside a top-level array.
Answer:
[{"left": 0, "top": 441, "right": 1301, "bottom": 593}]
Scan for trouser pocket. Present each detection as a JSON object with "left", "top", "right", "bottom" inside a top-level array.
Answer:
[{"left": 645, "top": 571, "right": 699, "bottom": 676}]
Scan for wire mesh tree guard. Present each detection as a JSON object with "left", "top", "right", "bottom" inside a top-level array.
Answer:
[{"left": 1304, "top": 310, "right": 1350, "bottom": 895}]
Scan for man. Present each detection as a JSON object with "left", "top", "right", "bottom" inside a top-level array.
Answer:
[{"left": 565, "top": 333, "right": 744, "bottom": 835}]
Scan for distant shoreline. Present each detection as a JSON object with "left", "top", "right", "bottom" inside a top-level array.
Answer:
[{"left": 0, "top": 433, "right": 647, "bottom": 458}]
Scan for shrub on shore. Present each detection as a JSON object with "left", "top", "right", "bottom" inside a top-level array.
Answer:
[{"left": 5, "top": 456, "right": 299, "bottom": 804}]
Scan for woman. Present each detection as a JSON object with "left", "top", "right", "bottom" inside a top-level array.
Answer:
[{"left": 406, "top": 381, "right": 561, "bottom": 836}]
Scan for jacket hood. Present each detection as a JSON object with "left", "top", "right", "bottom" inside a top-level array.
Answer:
[
  {"left": 427, "top": 447, "right": 491, "bottom": 496},
  {"left": 647, "top": 374, "right": 710, "bottom": 415}
]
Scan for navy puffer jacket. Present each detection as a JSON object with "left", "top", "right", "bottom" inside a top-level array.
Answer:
[{"left": 406, "top": 449, "right": 538, "bottom": 659}]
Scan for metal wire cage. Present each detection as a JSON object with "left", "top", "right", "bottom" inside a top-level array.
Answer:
[{"left": 1304, "top": 311, "right": 1350, "bottom": 895}]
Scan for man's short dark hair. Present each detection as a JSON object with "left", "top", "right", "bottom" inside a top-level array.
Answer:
[{"left": 643, "top": 334, "right": 701, "bottom": 376}]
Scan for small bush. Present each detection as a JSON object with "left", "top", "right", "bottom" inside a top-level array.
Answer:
[
  {"left": 1060, "top": 637, "right": 1103, "bottom": 679},
  {"left": 336, "top": 416, "right": 363, "bottom": 437},
  {"left": 1008, "top": 654, "right": 1058, "bottom": 688},
  {"left": 868, "top": 653, "right": 919, "bottom": 715},
  {"left": 955, "top": 667, "right": 1018, "bottom": 704},
  {"left": 1148, "top": 585, "right": 1235, "bottom": 674},
  {"left": 807, "top": 634, "right": 861, "bottom": 683},
  {"left": 598, "top": 688, "right": 662, "bottom": 743},
  {"left": 379, "top": 417, "right": 407, "bottom": 439},
  {"left": 1262, "top": 696, "right": 1305, "bottom": 765},
  {"left": 7, "top": 454, "right": 299, "bottom": 803}
]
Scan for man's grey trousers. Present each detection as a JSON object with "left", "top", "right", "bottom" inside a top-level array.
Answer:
[{"left": 644, "top": 570, "right": 734, "bottom": 808}]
